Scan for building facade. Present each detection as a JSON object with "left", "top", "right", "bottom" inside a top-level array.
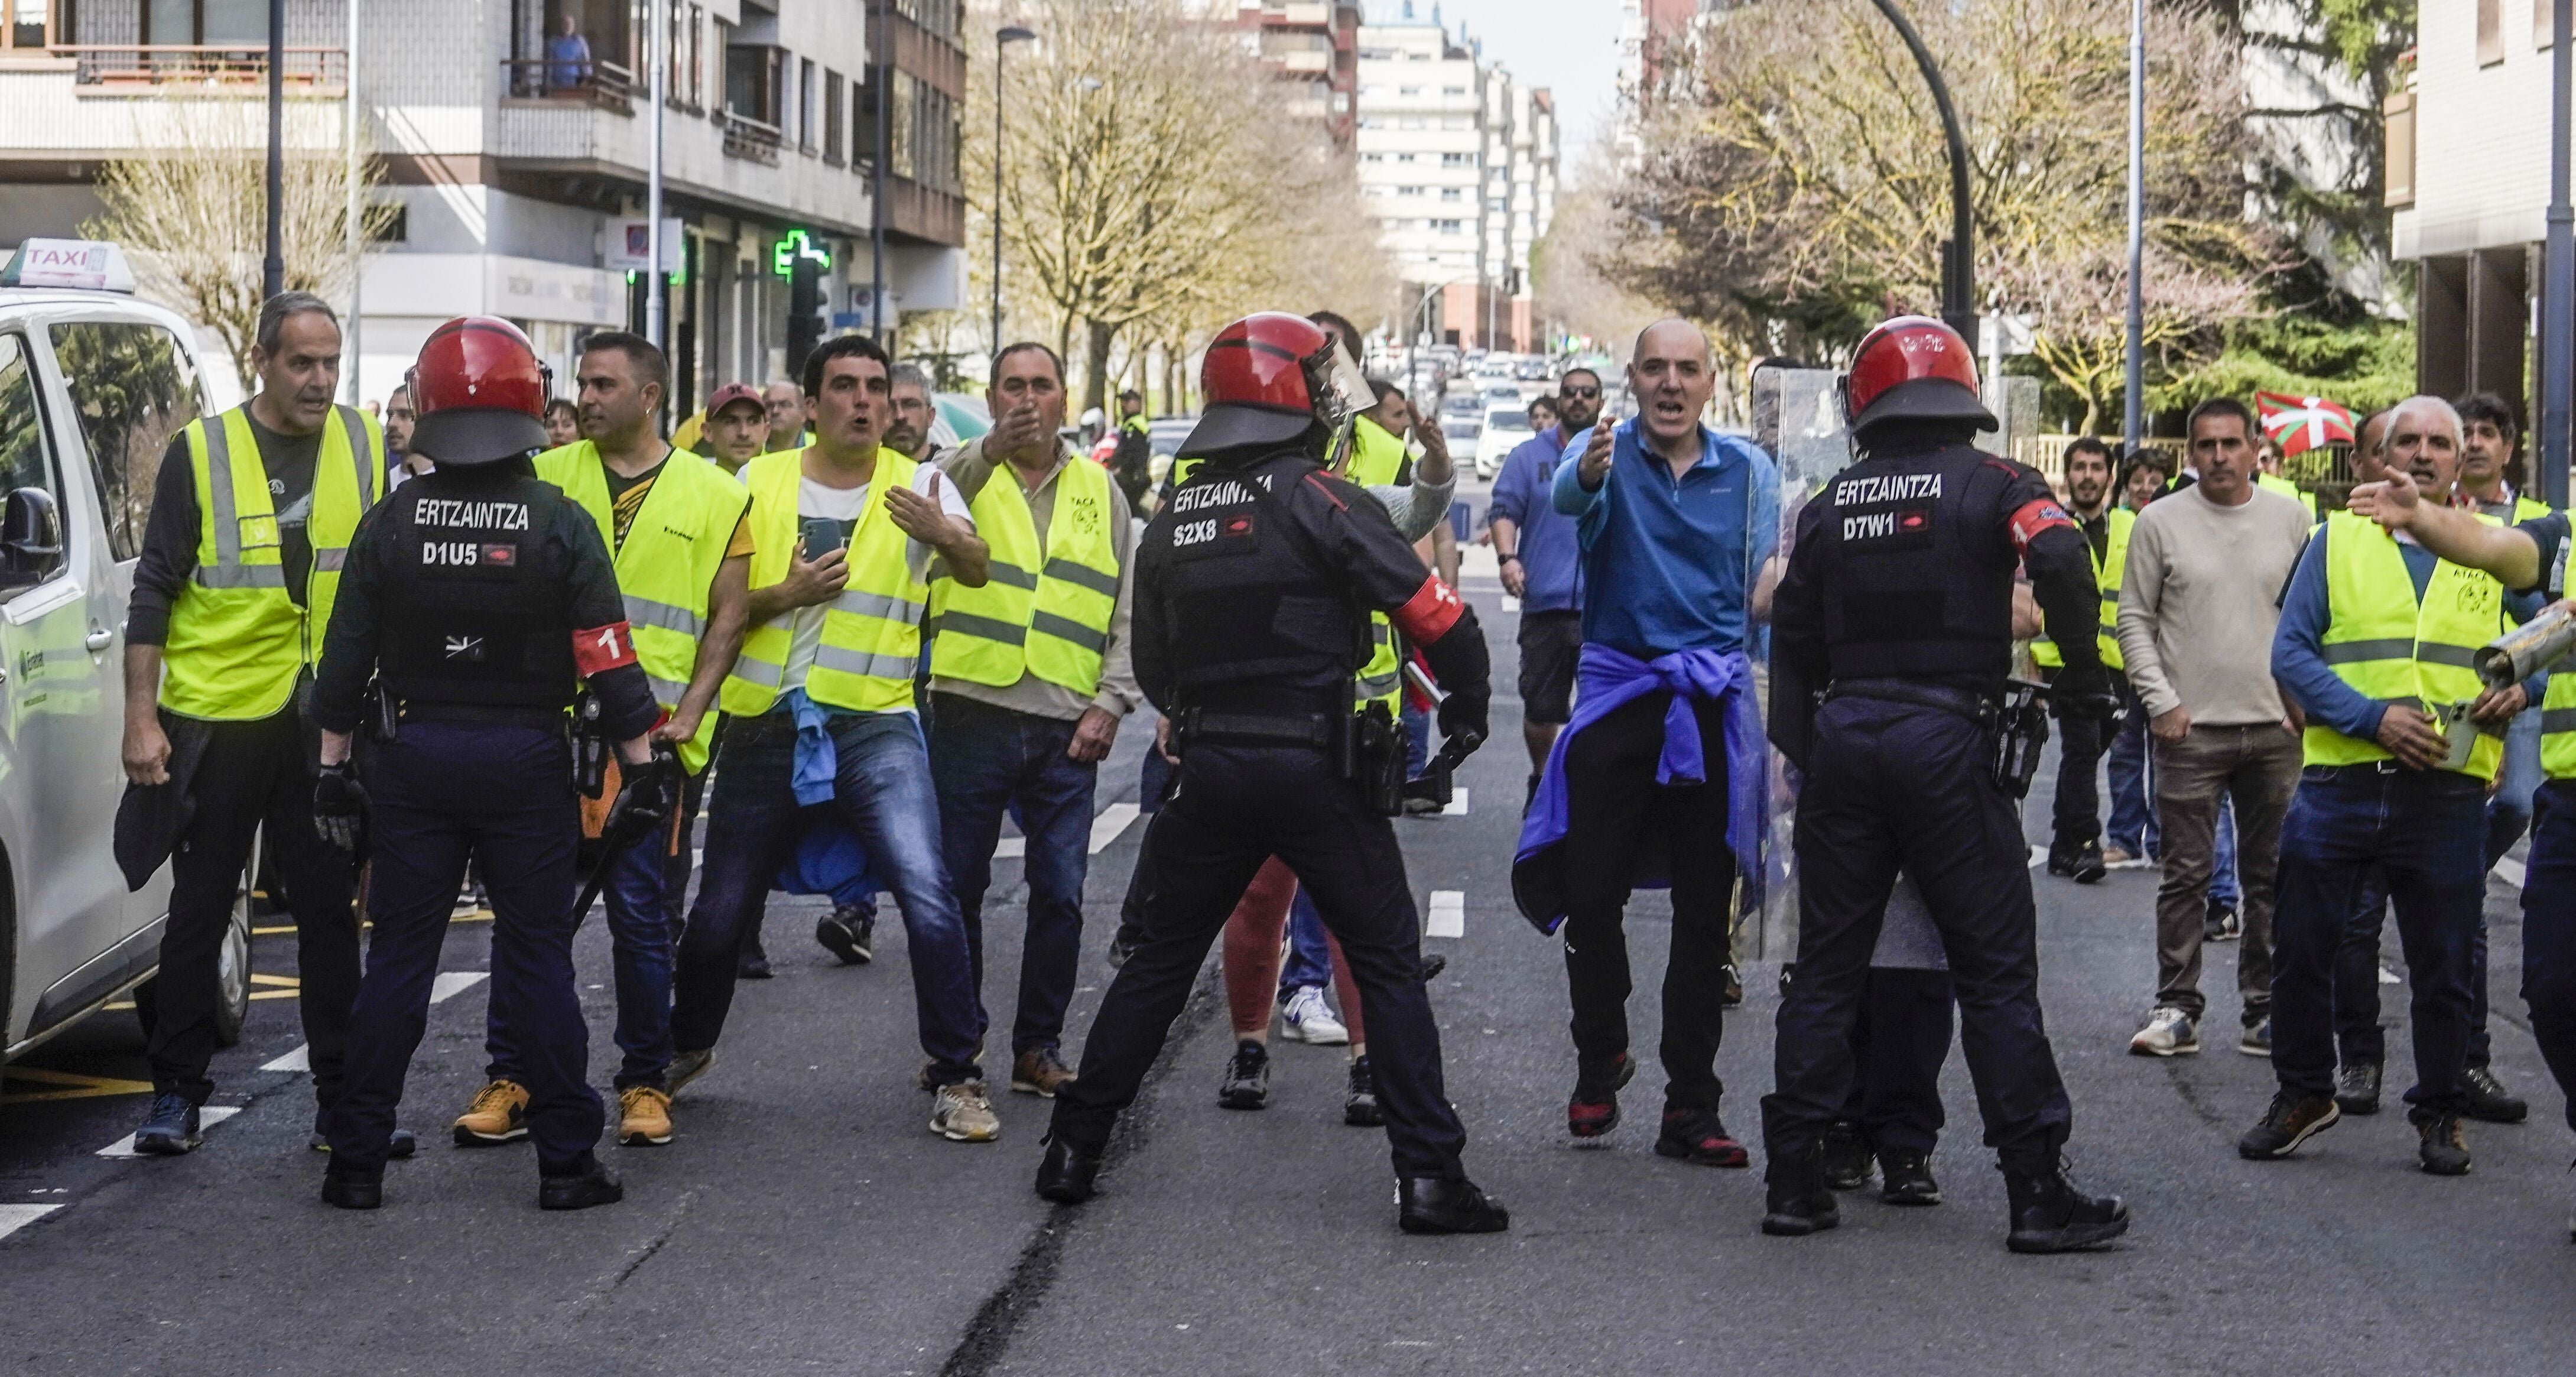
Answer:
[
  {"left": 2390, "top": 0, "right": 2569, "bottom": 463},
  {"left": 1236, "top": 0, "right": 1361, "bottom": 146},
  {"left": 1352, "top": 1, "right": 1554, "bottom": 352},
  {"left": 0, "top": 0, "right": 967, "bottom": 414}
]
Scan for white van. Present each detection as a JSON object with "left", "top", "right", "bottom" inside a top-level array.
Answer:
[{"left": 0, "top": 241, "right": 254, "bottom": 1063}]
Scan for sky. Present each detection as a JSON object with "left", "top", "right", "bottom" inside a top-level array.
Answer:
[{"left": 1430, "top": 0, "right": 1623, "bottom": 160}]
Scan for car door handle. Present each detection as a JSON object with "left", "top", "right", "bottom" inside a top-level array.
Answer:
[{"left": 85, "top": 628, "right": 113, "bottom": 652}]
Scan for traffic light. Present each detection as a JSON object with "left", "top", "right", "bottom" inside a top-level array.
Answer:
[{"left": 777, "top": 230, "right": 831, "bottom": 379}]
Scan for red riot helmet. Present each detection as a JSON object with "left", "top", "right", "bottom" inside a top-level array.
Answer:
[
  {"left": 1840, "top": 314, "right": 1996, "bottom": 437},
  {"left": 1177, "top": 311, "right": 1360, "bottom": 461},
  {"left": 406, "top": 316, "right": 555, "bottom": 466}
]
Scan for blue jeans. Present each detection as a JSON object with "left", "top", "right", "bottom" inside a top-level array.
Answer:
[
  {"left": 2272, "top": 767, "right": 2482, "bottom": 1118},
  {"left": 2486, "top": 701, "right": 2544, "bottom": 869},
  {"left": 1279, "top": 886, "right": 1331, "bottom": 995},
  {"left": 1402, "top": 702, "right": 1431, "bottom": 778},
  {"left": 489, "top": 824, "right": 671, "bottom": 1090},
  {"left": 2210, "top": 797, "right": 2240, "bottom": 908},
  {"left": 671, "top": 707, "right": 983, "bottom": 1083},
  {"left": 2104, "top": 680, "right": 2157, "bottom": 857},
  {"left": 928, "top": 693, "right": 1096, "bottom": 1057}
]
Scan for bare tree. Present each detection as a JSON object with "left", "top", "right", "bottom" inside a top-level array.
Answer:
[
  {"left": 1604, "top": 0, "right": 2263, "bottom": 420},
  {"left": 85, "top": 105, "right": 394, "bottom": 392}
]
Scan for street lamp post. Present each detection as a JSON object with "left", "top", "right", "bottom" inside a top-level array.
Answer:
[
  {"left": 869, "top": 0, "right": 888, "bottom": 346},
  {"left": 990, "top": 25, "right": 1038, "bottom": 354},
  {"left": 2122, "top": 0, "right": 2146, "bottom": 454},
  {"left": 2545, "top": 0, "right": 2574, "bottom": 505},
  {"left": 262, "top": 0, "right": 285, "bottom": 300},
  {"left": 645, "top": 0, "right": 668, "bottom": 356},
  {"left": 1403, "top": 277, "right": 1473, "bottom": 398},
  {"left": 343, "top": 0, "right": 362, "bottom": 403},
  {"left": 1865, "top": 0, "right": 1976, "bottom": 344}
]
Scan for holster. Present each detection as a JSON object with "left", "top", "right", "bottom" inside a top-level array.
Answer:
[
  {"left": 1356, "top": 702, "right": 1404, "bottom": 816},
  {"left": 571, "top": 691, "right": 610, "bottom": 800},
  {"left": 1989, "top": 679, "right": 2051, "bottom": 800}
]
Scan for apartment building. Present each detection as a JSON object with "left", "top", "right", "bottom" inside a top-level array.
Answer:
[
  {"left": 1236, "top": 0, "right": 1360, "bottom": 146},
  {"left": 1353, "top": 1, "right": 1554, "bottom": 352},
  {"left": 0, "top": 0, "right": 968, "bottom": 413}
]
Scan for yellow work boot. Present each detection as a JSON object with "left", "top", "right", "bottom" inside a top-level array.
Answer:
[
  {"left": 618, "top": 1086, "right": 673, "bottom": 1147},
  {"left": 452, "top": 1079, "right": 530, "bottom": 1147}
]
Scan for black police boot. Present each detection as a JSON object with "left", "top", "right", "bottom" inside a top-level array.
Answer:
[
  {"left": 1818, "top": 1119, "right": 1875, "bottom": 1191},
  {"left": 2000, "top": 1157, "right": 2128, "bottom": 1254},
  {"left": 1879, "top": 1149, "right": 1941, "bottom": 1206},
  {"left": 1344, "top": 1054, "right": 1385, "bottom": 1127},
  {"left": 1035, "top": 1135, "right": 1106, "bottom": 1205},
  {"left": 2461, "top": 1066, "right": 2529, "bottom": 1124},
  {"left": 320, "top": 1167, "right": 382, "bottom": 1211},
  {"left": 1397, "top": 1176, "right": 1510, "bottom": 1235},
  {"left": 1760, "top": 1155, "right": 1840, "bottom": 1237},
  {"left": 537, "top": 1159, "right": 624, "bottom": 1211}
]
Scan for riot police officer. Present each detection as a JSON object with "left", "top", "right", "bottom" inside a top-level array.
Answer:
[
  {"left": 1764, "top": 315, "right": 2129, "bottom": 1253},
  {"left": 1036, "top": 312, "right": 1506, "bottom": 1234},
  {"left": 311, "top": 317, "right": 671, "bottom": 1211}
]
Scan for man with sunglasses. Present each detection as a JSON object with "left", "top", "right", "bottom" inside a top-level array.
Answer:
[{"left": 1489, "top": 366, "right": 1600, "bottom": 803}]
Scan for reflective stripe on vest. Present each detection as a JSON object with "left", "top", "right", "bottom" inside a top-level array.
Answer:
[
  {"left": 721, "top": 447, "right": 928, "bottom": 717},
  {"left": 927, "top": 456, "right": 1120, "bottom": 696},
  {"left": 2542, "top": 674, "right": 2576, "bottom": 779},
  {"left": 161, "top": 403, "right": 382, "bottom": 720},
  {"left": 2302, "top": 511, "right": 2507, "bottom": 781},
  {"left": 2031, "top": 505, "right": 2132, "bottom": 673},
  {"left": 536, "top": 441, "right": 749, "bottom": 774}
]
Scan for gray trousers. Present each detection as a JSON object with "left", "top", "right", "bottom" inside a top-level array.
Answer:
[{"left": 2152, "top": 723, "right": 2300, "bottom": 1025}]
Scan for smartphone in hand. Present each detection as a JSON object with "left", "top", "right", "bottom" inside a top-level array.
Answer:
[{"left": 800, "top": 516, "right": 850, "bottom": 559}]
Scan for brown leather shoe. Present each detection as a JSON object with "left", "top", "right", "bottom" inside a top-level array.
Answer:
[{"left": 1011, "top": 1047, "right": 1077, "bottom": 1098}]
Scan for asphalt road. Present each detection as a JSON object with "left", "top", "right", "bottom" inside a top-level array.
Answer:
[{"left": 5, "top": 519, "right": 2576, "bottom": 1375}]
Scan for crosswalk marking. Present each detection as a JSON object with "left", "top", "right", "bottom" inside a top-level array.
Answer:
[
  {"left": 1442, "top": 787, "right": 1469, "bottom": 817},
  {"left": 994, "top": 801, "right": 1145, "bottom": 860},
  {"left": 261, "top": 1045, "right": 308, "bottom": 1073},
  {"left": 97, "top": 1106, "right": 241, "bottom": 1158},
  {"left": 0, "top": 1204, "right": 60, "bottom": 1242},
  {"left": 430, "top": 972, "right": 488, "bottom": 1004},
  {"left": 1425, "top": 891, "right": 1466, "bottom": 939},
  {"left": 2494, "top": 856, "right": 2527, "bottom": 888}
]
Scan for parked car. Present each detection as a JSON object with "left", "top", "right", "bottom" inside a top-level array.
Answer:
[
  {"left": 1440, "top": 392, "right": 1483, "bottom": 420},
  {"left": 1476, "top": 402, "right": 1535, "bottom": 479},
  {"left": 1441, "top": 418, "right": 1482, "bottom": 452},
  {"left": 0, "top": 240, "right": 252, "bottom": 1067}
]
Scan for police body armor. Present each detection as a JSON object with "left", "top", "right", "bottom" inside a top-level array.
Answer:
[
  {"left": 375, "top": 467, "right": 584, "bottom": 719},
  {"left": 1811, "top": 443, "right": 2047, "bottom": 796},
  {"left": 1146, "top": 449, "right": 1405, "bottom": 811}
]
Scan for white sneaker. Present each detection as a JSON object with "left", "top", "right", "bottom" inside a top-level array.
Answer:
[
  {"left": 1279, "top": 985, "right": 1349, "bottom": 1045},
  {"left": 2128, "top": 1005, "right": 2201, "bottom": 1057}
]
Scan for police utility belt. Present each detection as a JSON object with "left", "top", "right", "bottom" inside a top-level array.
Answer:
[
  {"left": 1170, "top": 698, "right": 1410, "bottom": 817},
  {"left": 1824, "top": 677, "right": 2052, "bottom": 800},
  {"left": 360, "top": 681, "right": 602, "bottom": 791}
]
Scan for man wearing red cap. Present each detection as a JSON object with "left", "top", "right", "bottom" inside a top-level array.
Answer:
[
  {"left": 1763, "top": 314, "right": 2129, "bottom": 1253},
  {"left": 699, "top": 382, "right": 771, "bottom": 475}
]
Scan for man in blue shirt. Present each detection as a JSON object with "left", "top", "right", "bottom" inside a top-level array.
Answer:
[
  {"left": 1487, "top": 365, "right": 1599, "bottom": 800},
  {"left": 1512, "top": 320, "right": 1776, "bottom": 1170},
  {"left": 544, "top": 15, "right": 592, "bottom": 92}
]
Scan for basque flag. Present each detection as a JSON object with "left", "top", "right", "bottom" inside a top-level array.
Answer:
[{"left": 2257, "top": 391, "right": 2356, "bottom": 458}]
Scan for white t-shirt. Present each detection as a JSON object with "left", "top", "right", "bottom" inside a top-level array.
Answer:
[{"left": 780, "top": 463, "right": 972, "bottom": 697}]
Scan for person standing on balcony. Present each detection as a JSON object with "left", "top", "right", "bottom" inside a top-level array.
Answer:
[{"left": 545, "top": 16, "right": 593, "bottom": 93}]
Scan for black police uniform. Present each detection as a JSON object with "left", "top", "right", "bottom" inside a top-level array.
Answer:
[
  {"left": 1764, "top": 426, "right": 2127, "bottom": 1249},
  {"left": 311, "top": 461, "right": 660, "bottom": 1190},
  {"left": 1045, "top": 445, "right": 1499, "bottom": 1222}
]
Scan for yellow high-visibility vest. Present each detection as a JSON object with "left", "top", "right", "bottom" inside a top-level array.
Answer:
[
  {"left": 160, "top": 402, "right": 384, "bottom": 720},
  {"left": 2032, "top": 506, "right": 2133, "bottom": 673},
  {"left": 928, "top": 456, "right": 1120, "bottom": 697},
  {"left": 722, "top": 447, "right": 928, "bottom": 716},
  {"left": 2257, "top": 471, "right": 2318, "bottom": 518},
  {"left": 2304, "top": 511, "right": 2509, "bottom": 781},
  {"left": 536, "top": 440, "right": 750, "bottom": 773}
]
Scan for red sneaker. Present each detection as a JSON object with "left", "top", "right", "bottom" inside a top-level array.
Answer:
[
  {"left": 1654, "top": 1106, "right": 1750, "bottom": 1167},
  {"left": 1567, "top": 1053, "right": 1637, "bottom": 1139}
]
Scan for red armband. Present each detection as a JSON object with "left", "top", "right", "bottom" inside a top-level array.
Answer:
[
  {"left": 2007, "top": 499, "right": 2076, "bottom": 555},
  {"left": 573, "top": 622, "right": 639, "bottom": 677},
  {"left": 1392, "top": 576, "right": 1466, "bottom": 643}
]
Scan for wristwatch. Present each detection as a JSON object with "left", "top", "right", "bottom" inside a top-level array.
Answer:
[{"left": 1498, "top": 553, "right": 1521, "bottom": 566}]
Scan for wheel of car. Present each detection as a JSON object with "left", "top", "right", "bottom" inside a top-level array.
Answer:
[{"left": 210, "top": 862, "right": 254, "bottom": 1048}]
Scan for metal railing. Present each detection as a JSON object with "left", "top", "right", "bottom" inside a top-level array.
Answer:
[
  {"left": 499, "top": 58, "right": 634, "bottom": 113},
  {"left": 54, "top": 44, "right": 345, "bottom": 89},
  {"left": 720, "top": 111, "right": 782, "bottom": 164}
]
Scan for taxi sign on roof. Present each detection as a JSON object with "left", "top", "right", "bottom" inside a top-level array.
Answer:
[{"left": 0, "top": 239, "right": 136, "bottom": 293}]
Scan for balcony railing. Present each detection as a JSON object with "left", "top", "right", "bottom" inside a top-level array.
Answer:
[
  {"left": 500, "top": 58, "right": 634, "bottom": 114},
  {"left": 721, "top": 111, "right": 783, "bottom": 164},
  {"left": 54, "top": 44, "right": 344, "bottom": 89}
]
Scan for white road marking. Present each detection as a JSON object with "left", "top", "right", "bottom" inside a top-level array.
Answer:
[
  {"left": 2379, "top": 964, "right": 2402, "bottom": 986},
  {"left": 1499, "top": 595, "right": 1522, "bottom": 613},
  {"left": 1426, "top": 891, "right": 1466, "bottom": 938},
  {"left": 993, "top": 800, "right": 1145, "bottom": 862},
  {"left": 98, "top": 1106, "right": 241, "bottom": 1158},
  {"left": 2027, "top": 845, "right": 2046, "bottom": 870},
  {"left": 261, "top": 1045, "right": 308, "bottom": 1073},
  {"left": 1089, "top": 802, "right": 1142, "bottom": 853},
  {"left": 0, "top": 1204, "right": 60, "bottom": 1242},
  {"left": 431, "top": 972, "right": 488, "bottom": 1004},
  {"left": 1442, "top": 788, "right": 1469, "bottom": 817},
  {"left": 2494, "top": 856, "right": 2527, "bottom": 888}
]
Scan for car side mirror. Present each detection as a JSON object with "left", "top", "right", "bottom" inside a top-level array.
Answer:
[{"left": 1, "top": 486, "right": 64, "bottom": 586}]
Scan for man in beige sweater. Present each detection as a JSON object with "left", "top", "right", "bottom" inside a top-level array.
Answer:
[{"left": 2115, "top": 399, "right": 2316, "bottom": 1058}]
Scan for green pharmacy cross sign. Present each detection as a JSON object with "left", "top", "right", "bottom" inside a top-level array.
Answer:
[{"left": 774, "top": 230, "right": 831, "bottom": 278}]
